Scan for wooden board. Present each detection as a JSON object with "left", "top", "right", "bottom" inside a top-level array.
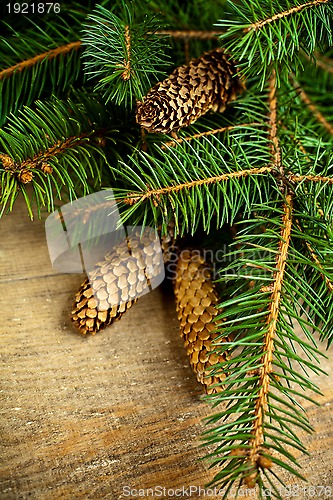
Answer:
[{"left": 1, "top": 198, "right": 332, "bottom": 499}]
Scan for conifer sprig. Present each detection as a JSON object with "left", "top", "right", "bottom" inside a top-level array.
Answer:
[
  {"left": 200, "top": 197, "right": 330, "bottom": 497},
  {"left": 81, "top": 4, "right": 171, "bottom": 107},
  {"left": 0, "top": 13, "right": 86, "bottom": 126},
  {"left": 217, "top": 0, "right": 333, "bottom": 86},
  {"left": 0, "top": 94, "right": 131, "bottom": 218},
  {"left": 113, "top": 130, "right": 274, "bottom": 235},
  {"left": 290, "top": 74, "right": 333, "bottom": 135},
  {"left": 199, "top": 67, "right": 333, "bottom": 498}
]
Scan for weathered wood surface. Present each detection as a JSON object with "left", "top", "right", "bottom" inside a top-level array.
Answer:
[{"left": 0, "top": 198, "right": 332, "bottom": 499}]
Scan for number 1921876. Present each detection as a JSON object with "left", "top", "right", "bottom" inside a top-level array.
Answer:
[{"left": 6, "top": 3, "right": 61, "bottom": 14}]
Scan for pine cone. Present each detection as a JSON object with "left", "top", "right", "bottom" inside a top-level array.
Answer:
[
  {"left": 136, "top": 47, "right": 245, "bottom": 134},
  {"left": 71, "top": 276, "right": 137, "bottom": 335},
  {"left": 173, "top": 249, "right": 228, "bottom": 394},
  {"left": 71, "top": 230, "right": 164, "bottom": 335}
]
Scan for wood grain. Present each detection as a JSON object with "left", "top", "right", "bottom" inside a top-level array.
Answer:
[{"left": 0, "top": 199, "right": 332, "bottom": 499}]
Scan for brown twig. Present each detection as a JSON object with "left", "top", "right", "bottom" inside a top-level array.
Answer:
[
  {"left": 162, "top": 122, "right": 263, "bottom": 148},
  {"left": 244, "top": 0, "right": 330, "bottom": 33},
  {"left": 0, "top": 41, "right": 82, "bottom": 80},
  {"left": 20, "top": 133, "right": 93, "bottom": 170},
  {"left": 290, "top": 74, "right": 333, "bottom": 136},
  {"left": 247, "top": 72, "right": 292, "bottom": 470},
  {"left": 2, "top": 133, "right": 101, "bottom": 184},
  {"left": 289, "top": 173, "right": 333, "bottom": 184},
  {"left": 268, "top": 70, "right": 282, "bottom": 174},
  {"left": 154, "top": 30, "right": 222, "bottom": 39},
  {"left": 123, "top": 166, "right": 273, "bottom": 205},
  {"left": 121, "top": 26, "right": 131, "bottom": 81},
  {"left": 249, "top": 194, "right": 293, "bottom": 464}
]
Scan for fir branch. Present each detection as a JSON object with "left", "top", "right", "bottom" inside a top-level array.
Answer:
[
  {"left": 242, "top": 71, "right": 292, "bottom": 478},
  {"left": 289, "top": 74, "right": 333, "bottom": 136},
  {"left": 0, "top": 27, "right": 220, "bottom": 84},
  {"left": 289, "top": 173, "right": 333, "bottom": 183},
  {"left": 123, "top": 166, "right": 273, "bottom": 206},
  {"left": 0, "top": 14, "right": 85, "bottom": 125},
  {"left": 154, "top": 30, "right": 222, "bottom": 39},
  {"left": 0, "top": 28, "right": 219, "bottom": 83},
  {"left": 20, "top": 134, "right": 95, "bottom": 168},
  {"left": 244, "top": 0, "right": 330, "bottom": 33},
  {"left": 199, "top": 69, "right": 333, "bottom": 494},
  {"left": 161, "top": 122, "right": 263, "bottom": 148},
  {"left": 201, "top": 197, "right": 328, "bottom": 495},
  {"left": 0, "top": 41, "right": 81, "bottom": 80},
  {"left": 217, "top": 0, "right": 333, "bottom": 86},
  {"left": 248, "top": 194, "right": 293, "bottom": 464},
  {"left": 3, "top": 132, "right": 99, "bottom": 179},
  {"left": 0, "top": 94, "right": 129, "bottom": 217},
  {"left": 81, "top": 5, "right": 171, "bottom": 107}
]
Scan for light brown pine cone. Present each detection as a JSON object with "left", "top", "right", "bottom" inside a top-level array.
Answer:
[{"left": 173, "top": 249, "right": 229, "bottom": 394}]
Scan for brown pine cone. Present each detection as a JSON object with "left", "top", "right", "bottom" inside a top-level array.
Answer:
[
  {"left": 71, "top": 229, "right": 164, "bottom": 335},
  {"left": 173, "top": 249, "right": 229, "bottom": 394},
  {"left": 71, "top": 276, "right": 137, "bottom": 335},
  {"left": 136, "top": 47, "right": 245, "bottom": 134}
]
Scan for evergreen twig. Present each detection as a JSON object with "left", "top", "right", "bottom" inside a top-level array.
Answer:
[
  {"left": 161, "top": 122, "right": 263, "bottom": 148},
  {"left": 0, "top": 41, "right": 81, "bottom": 80},
  {"left": 289, "top": 74, "right": 333, "bottom": 135},
  {"left": 123, "top": 166, "right": 273, "bottom": 205},
  {"left": 244, "top": 0, "right": 330, "bottom": 33}
]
